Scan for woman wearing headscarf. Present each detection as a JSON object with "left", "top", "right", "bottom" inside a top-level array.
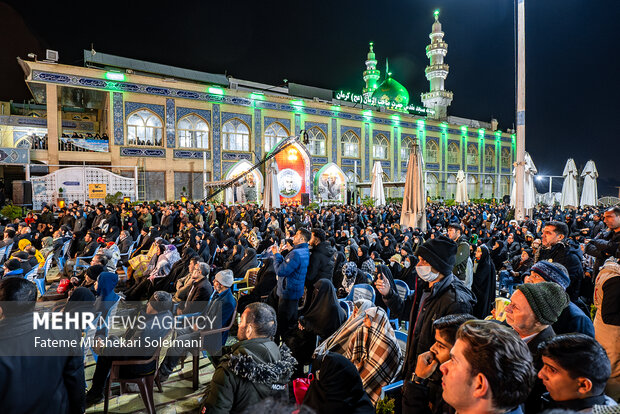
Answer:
[
  {"left": 289, "top": 279, "right": 346, "bottom": 378},
  {"left": 471, "top": 244, "right": 496, "bottom": 319},
  {"left": 232, "top": 247, "right": 258, "bottom": 280},
  {"left": 127, "top": 237, "right": 163, "bottom": 283},
  {"left": 236, "top": 256, "right": 278, "bottom": 314},
  {"left": 39, "top": 236, "right": 54, "bottom": 259},
  {"left": 223, "top": 243, "right": 244, "bottom": 272},
  {"left": 62, "top": 287, "right": 96, "bottom": 314},
  {"left": 302, "top": 353, "right": 374, "bottom": 414},
  {"left": 355, "top": 245, "right": 375, "bottom": 275},
  {"left": 196, "top": 233, "right": 211, "bottom": 263},
  {"left": 94, "top": 271, "right": 119, "bottom": 317}
]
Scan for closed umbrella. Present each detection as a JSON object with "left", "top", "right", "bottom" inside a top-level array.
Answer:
[
  {"left": 263, "top": 159, "right": 280, "bottom": 210},
  {"left": 580, "top": 160, "right": 598, "bottom": 207},
  {"left": 560, "top": 158, "right": 579, "bottom": 210},
  {"left": 400, "top": 143, "right": 427, "bottom": 231},
  {"left": 511, "top": 152, "right": 537, "bottom": 210},
  {"left": 455, "top": 169, "right": 468, "bottom": 203},
  {"left": 370, "top": 161, "right": 386, "bottom": 207}
]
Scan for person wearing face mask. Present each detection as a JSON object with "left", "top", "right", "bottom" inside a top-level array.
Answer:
[{"left": 375, "top": 235, "right": 475, "bottom": 414}]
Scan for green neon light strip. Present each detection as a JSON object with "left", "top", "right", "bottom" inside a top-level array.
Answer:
[{"left": 250, "top": 92, "right": 264, "bottom": 100}]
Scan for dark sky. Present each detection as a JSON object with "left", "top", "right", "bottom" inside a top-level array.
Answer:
[{"left": 1, "top": 0, "right": 619, "bottom": 196}]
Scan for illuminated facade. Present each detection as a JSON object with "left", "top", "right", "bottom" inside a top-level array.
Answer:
[{"left": 0, "top": 12, "right": 514, "bottom": 203}]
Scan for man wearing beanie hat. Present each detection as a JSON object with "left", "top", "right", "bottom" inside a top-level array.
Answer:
[
  {"left": 524, "top": 261, "right": 595, "bottom": 338},
  {"left": 506, "top": 281, "right": 569, "bottom": 413},
  {"left": 376, "top": 235, "right": 475, "bottom": 413}
]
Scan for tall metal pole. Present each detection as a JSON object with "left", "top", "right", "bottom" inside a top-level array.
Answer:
[{"left": 515, "top": 0, "right": 526, "bottom": 220}]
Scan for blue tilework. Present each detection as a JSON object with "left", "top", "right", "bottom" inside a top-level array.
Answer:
[
  {"left": 254, "top": 108, "right": 262, "bottom": 160},
  {"left": 364, "top": 124, "right": 370, "bottom": 180},
  {"left": 331, "top": 118, "right": 337, "bottom": 162},
  {"left": 213, "top": 104, "right": 221, "bottom": 180},
  {"left": 174, "top": 150, "right": 211, "bottom": 159},
  {"left": 124, "top": 102, "right": 164, "bottom": 120},
  {"left": 294, "top": 114, "right": 301, "bottom": 134},
  {"left": 112, "top": 92, "right": 123, "bottom": 145},
  {"left": 165, "top": 98, "right": 175, "bottom": 148},
  {"left": 120, "top": 147, "right": 165, "bottom": 157},
  {"left": 264, "top": 117, "right": 291, "bottom": 134}
]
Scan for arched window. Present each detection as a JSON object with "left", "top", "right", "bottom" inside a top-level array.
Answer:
[
  {"left": 264, "top": 122, "right": 289, "bottom": 153},
  {"left": 485, "top": 146, "right": 495, "bottom": 167},
  {"left": 501, "top": 148, "right": 511, "bottom": 167},
  {"left": 401, "top": 136, "right": 415, "bottom": 161},
  {"left": 483, "top": 176, "right": 495, "bottom": 198},
  {"left": 341, "top": 130, "right": 360, "bottom": 158},
  {"left": 177, "top": 114, "right": 209, "bottom": 148},
  {"left": 426, "top": 173, "right": 439, "bottom": 199},
  {"left": 222, "top": 118, "right": 250, "bottom": 151},
  {"left": 346, "top": 170, "right": 360, "bottom": 183},
  {"left": 127, "top": 109, "right": 163, "bottom": 146},
  {"left": 447, "top": 142, "right": 460, "bottom": 164},
  {"left": 425, "top": 140, "right": 439, "bottom": 164},
  {"left": 447, "top": 174, "right": 457, "bottom": 199},
  {"left": 373, "top": 134, "right": 389, "bottom": 159},
  {"left": 500, "top": 176, "right": 511, "bottom": 197},
  {"left": 307, "top": 126, "right": 326, "bottom": 156},
  {"left": 467, "top": 144, "right": 479, "bottom": 165},
  {"left": 467, "top": 175, "right": 479, "bottom": 198}
]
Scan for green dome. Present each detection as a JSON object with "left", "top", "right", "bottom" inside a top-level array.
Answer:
[{"left": 371, "top": 74, "right": 410, "bottom": 107}]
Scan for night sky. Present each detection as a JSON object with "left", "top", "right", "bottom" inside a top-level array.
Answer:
[{"left": 1, "top": 0, "right": 618, "bottom": 196}]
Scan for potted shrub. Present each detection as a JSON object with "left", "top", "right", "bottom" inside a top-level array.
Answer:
[{"left": 57, "top": 187, "right": 65, "bottom": 208}]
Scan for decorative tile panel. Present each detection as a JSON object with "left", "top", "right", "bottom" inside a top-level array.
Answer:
[
  {"left": 341, "top": 158, "right": 361, "bottom": 166},
  {"left": 222, "top": 152, "right": 252, "bottom": 161},
  {"left": 426, "top": 163, "right": 440, "bottom": 170},
  {"left": 254, "top": 108, "right": 262, "bottom": 160},
  {"left": 112, "top": 92, "right": 123, "bottom": 145},
  {"left": 364, "top": 124, "right": 370, "bottom": 180},
  {"left": 124, "top": 102, "right": 164, "bottom": 119},
  {"left": 294, "top": 114, "right": 301, "bottom": 134},
  {"left": 393, "top": 127, "right": 399, "bottom": 178},
  {"left": 264, "top": 117, "right": 291, "bottom": 133},
  {"left": 331, "top": 118, "right": 337, "bottom": 162},
  {"left": 312, "top": 157, "right": 328, "bottom": 164},
  {"left": 173, "top": 150, "right": 211, "bottom": 159},
  {"left": 467, "top": 165, "right": 479, "bottom": 172},
  {"left": 221, "top": 112, "right": 252, "bottom": 128},
  {"left": 165, "top": 98, "right": 175, "bottom": 148},
  {"left": 212, "top": 104, "right": 221, "bottom": 180},
  {"left": 120, "top": 147, "right": 165, "bottom": 157},
  {"left": 176, "top": 107, "right": 211, "bottom": 123},
  {"left": 304, "top": 121, "right": 327, "bottom": 134}
]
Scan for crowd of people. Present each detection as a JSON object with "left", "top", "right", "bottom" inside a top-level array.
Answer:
[{"left": 0, "top": 198, "right": 619, "bottom": 414}]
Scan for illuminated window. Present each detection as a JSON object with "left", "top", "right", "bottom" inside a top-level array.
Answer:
[
  {"left": 127, "top": 109, "right": 163, "bottom": 146},
  {"left": 264, "top": 122, "right": 289, "bottom": 153},
  {"left": 467, "top": 144, "right": 479, "bottom": 165},
  {"left": 308, "top": 126, "right": 326, "bottom": 156},
  {"left": 447, "top": 142, "right": 460, "bottom": 164},
  {"left": 177, "top": 114, "right": 209, "bottom": 149},
  {"left": 373, "top": 134, "right": 389, "bottom": 159},
  {"left": 222, "top": 118, "right": 250, "bottom": 151},
  {"left": 426, "top": 173, "right": 439, "bottom": 198},
  {"left": 341, "top": 130, "right": 360, "bottom": 158},
  {"left": 501, "top": 147, "right": 511, "bottom": 167},
  {"left": 485, "top": 146, "right": 495, "bottom": 167},
  {"left": 425, "top": 140, "right": 439, "bottom": 164},
  {"left": 401, "top": 136, "right": 415, "bottom": 160}
]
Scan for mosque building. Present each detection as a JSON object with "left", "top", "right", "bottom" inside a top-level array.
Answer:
[{"left": 0, "top": 11, "right": 515, "bottom": 207}]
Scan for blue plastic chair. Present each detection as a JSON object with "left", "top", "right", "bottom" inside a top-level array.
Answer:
[
  {"left": 339, "top": 300, "right": 351, "bottom": 318},
  {"left": 57, "top": 240, "right": 71, "bottom": 270},
  {"left": 381, "top": 330, "right": 408, "bottom": 398},
  {"left": 345, "top": 283, "right": 376, "bottom": 304},
  {"left": 389, "top": 280, "right": 414, "bottom": 330},
  {"left": 72, "top": 246, "right": 100, "bottom": 274},
  {"left": 35, "top": 254, "right": 55, "bottom": 297},
  {"left": 24, "top": 267, "right": 38, "bottom": 281},
  {"left": 2, "top": 243, "right": 14, "bottom": 263}
]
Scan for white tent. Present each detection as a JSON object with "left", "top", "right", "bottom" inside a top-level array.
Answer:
[
  {"left": 455, "top": 169, "right": 468, "bottom": 203},
  {"left": 370, "top": 161, "right": 386, "bottom": 206},
  {"left": 400, "top": 144, "right": 427, "bottom": 231},
  {"left": 263, "top": 159, "right": 280, "bottom": 210},
  {"left": 580, "top": 160, "right": 598, "bottom": 207},
  {"left": 511, "top": 152, "right": 538, "bottom": 210},
  {"left": 560, "top": 158, "right": 579, "bottom": 209}
]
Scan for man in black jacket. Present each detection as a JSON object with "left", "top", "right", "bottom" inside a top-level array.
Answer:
[
  {"left": 538, "top": 221, "right": 584, "bottom": 302},
  {"left": 305, "top": 228, "right": 335, "bottom": 287},
  {"left": 0, "top": 278, "right": 85, "bottom": 414},
  {"left": 586, "top": 206, "right": 620, "bottom": 276},
  {"left": 375, "top": 235, "right": 475, "bottom": 414}
]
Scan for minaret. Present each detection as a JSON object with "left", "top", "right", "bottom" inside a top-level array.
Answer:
[
  {"left": 363, "top": 42, "right": 381, "bottom": 98},
  {"left": 421, "top": 10, "right": 453, "bottom": 119}
]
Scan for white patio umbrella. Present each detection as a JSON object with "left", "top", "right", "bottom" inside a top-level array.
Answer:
[
  {"left": 400, "top": 143, "right": 427, "bottom": 231},
  {"left": 370, "top": 161, "right": 386, "bottom": 207},
  {"left": 580, "top": 160, "right": 598, "bottom": 207},
  {"left": 263, "top": 159, "right": 280, "bottom": 210},
  {"left": 455, "top": 169, "right": 468, "bottom": 203},
  {"left": 510, "top": 152, "right": 538, "bottom": 210},
  {"left": 560, "top": 158, "right": 579, "bottom": 210}
]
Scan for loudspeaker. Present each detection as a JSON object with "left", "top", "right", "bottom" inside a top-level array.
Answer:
[
  {"left": 13, "top": 180, "right": 32, "bottom": 205},
  {"left": 301, "top": 193, "right": 310, "bottom": 206},
  {"left": 503, "top": 195, "right": 511, "bottom": 204}
]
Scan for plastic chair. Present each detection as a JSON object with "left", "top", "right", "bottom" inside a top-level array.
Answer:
[
  {"left": 345, "top": 283, "right": 376, "bottom": 304},
  {"left": 339, "top": 300, "right": 351, "bottom": 318},
  {"left": 232, "top": 267, "right": 260, "bottom": 299},
  {"left": 24, "top": 267, "right": 38, "bottom": 281},
  {"left": 185, "top": 302, "right": 238, "bottom": 390},
  {"left": 1, "top": 243, "right": 14, "bottom": 263},
  {"left": 390, "top": 280, "right": 413, "bottom": 330},
  {"left": 35, "top": 254, "right": 55, "bottom": 297},
  {"left": 57, "top": 240, "right": 71, "bottom": 270},
  {"left": 0, "top": 245, "right": 7, "bottom": 264},
  {"left": 72, "top": 246, "right": 100, "bottom": 274},
  {"left": 380, "top": 330, "right": 408, "bottom": 398},
  {"left": 103, "top": 329, "right": 174, "bottom": 414}
]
